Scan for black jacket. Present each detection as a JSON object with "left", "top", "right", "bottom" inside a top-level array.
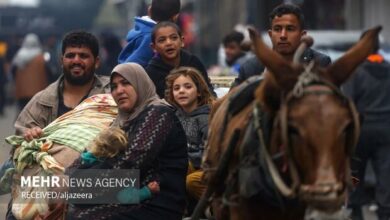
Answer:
[
  {"left": 231, "top": 48, "right": 331, "bottom": 88},
  {"left": 145, "top": 50, "right": 215, "bottom": 98},
  {"left": 343, "top": 56, "right": 390, "bottom": 123}
]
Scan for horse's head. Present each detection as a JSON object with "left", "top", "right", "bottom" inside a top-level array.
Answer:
[
  {"left": 277, "top": 81, "right": 359, "bottom": 212},
  {"left": 249, "top": 26, "right": 381, "bottom": 212}
]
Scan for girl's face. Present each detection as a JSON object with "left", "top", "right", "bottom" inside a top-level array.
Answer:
[
  {"left": 111, "top": 74, "right": 138, "bottom": 112},
  {"left": 172, "top": 75, "right": 199, "bottom": 113},
  {"left": 152, "top": 26, "right": 184, "bottom": 64}
]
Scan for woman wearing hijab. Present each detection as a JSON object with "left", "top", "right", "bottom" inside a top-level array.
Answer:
[
  {"left": 11, "top": 33, "right": 48, "bottom": 111},
  {"left": 68, "top": 63, "right": 188, "bottom": 220}
]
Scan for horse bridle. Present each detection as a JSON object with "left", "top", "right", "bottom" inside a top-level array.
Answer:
[{"left": 273, "top": 65, "right": 361, "bottom": 198}]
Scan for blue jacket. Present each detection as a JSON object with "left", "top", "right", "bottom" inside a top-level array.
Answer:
[{"left": 118, "top": 17, "right": 156, "bottom": 67}]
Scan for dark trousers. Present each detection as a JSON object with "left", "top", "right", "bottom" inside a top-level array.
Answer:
[{"left": 349, "top": 123, "right": 390, "bottom": 219}]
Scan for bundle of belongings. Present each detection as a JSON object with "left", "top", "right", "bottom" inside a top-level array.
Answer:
[{"left": 0, "top": 94, "right": 117, "bottom": 220}]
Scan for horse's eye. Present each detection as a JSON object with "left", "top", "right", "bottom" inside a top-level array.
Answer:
[
  {"left": 288, "top": 125, "right": 300, "bottom": 136},
  {"left": 342, "top": 122, "right": 353, "bottom": 137}
]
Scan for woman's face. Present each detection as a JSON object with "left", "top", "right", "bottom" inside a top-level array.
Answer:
[
  {"left": 111, "top": 74, "right": 138, "bottom": 112},
  {"left": 172, "top": 75, "right": 199, "bottom": 113}
]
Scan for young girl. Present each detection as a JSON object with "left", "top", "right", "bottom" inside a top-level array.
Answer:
[
  {"left": 81, "top": 127, "right": 160, "bottom": 203},
  {"left": 165, "top": 66, "right": 214, "bottom": 202},
  {"left": 146, "top": 21, "right": 215, "bottom": 98}
]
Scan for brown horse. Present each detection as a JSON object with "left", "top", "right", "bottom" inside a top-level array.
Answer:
[{"left": 200, "top": 26, "right": 381, "bottom": 220}]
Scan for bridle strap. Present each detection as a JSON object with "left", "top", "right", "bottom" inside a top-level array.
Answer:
[
  {"left": 253, "top": 103, "right": 300, "bottom": 198},
  {"left": 283, "top": 72, "right": 360, "bottom": 158},
  {"left": 280, "top": 70, "right": 360, "bottom": 192},
  {"left": 346, "top": 98, "right": 360, "bottom": 155}
]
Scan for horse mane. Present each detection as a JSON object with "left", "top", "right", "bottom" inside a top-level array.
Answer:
[
  {"left": 209, "top": 93, "right": 229, "bottom": 120},
  {"left": 254, "top": 71, "right": 282, "bottom": 114}
]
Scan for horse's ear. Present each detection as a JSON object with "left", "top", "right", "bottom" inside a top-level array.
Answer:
[
  {"left": 248, "top": 27, "right": 301, "bottom": 91},
  {"left": 325, "top": 26, "right": 382, "bottom": 86}
]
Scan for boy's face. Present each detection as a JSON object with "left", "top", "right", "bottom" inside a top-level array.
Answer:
[
  {"left": 151, "top": 26, "right": 184, "bottom": 63},
  {"left": 268, "top": 13, "right": 306, "bottom": 57},
  {"left": 224, "top": 42, "right": 242, "bottom": 64}
]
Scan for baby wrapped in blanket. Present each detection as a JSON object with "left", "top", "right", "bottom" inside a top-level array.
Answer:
[{"left": 2, "top": 94, "right": 117, "bottom": 220}]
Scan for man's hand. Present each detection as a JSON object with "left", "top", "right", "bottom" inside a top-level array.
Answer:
[{"left": 23, "top": 127, "right": 43, "bottom": 142}]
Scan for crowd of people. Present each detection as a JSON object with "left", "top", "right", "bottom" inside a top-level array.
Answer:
[{"left": 0, "top": 1, "right": 389, "bottom": 220}]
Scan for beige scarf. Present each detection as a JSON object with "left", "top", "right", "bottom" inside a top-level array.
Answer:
[{"left": 110, "top": 63, "right": 169, "bottom": 127}]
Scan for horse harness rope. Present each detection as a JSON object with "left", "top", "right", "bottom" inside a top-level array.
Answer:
[{"left": 273, "top": 62, "right": 361, "bottom": 200}]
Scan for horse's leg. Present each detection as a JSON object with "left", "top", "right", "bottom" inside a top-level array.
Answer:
[
  {"left": 211, "top": 197, "right": 306, "bottom": 220},
  {"left": 234, "top": 199, "right": 305, "bottom": 220},
  {"left": 210, "top": 199, "right": 229, "bottom": 220},
  {"left": 236, "top": 200, "right": 277, "bottom": 220}
]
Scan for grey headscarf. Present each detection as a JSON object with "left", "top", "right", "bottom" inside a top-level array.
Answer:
[
  {"left": 12, "top": 33, "right": 42, "bottom": 69},
  {"left": 110, "top": 63, "right": 169, "bottom": 127}
]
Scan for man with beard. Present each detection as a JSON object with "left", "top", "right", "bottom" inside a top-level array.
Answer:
[
  {"left": 0, "top": 31, "right": 109, "bottom": 220},
  {"left": 14, "top": 30, "right": 110, "bottom": 140}
]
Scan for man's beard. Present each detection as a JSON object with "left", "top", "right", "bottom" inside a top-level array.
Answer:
[{"left": 63, "top": 68, "right": 95, "bottom": 86}]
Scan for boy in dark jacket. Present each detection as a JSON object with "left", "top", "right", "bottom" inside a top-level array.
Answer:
[
  {"left": 118, "top": 0, "right": 181, "bottom": 68},
  {"left": 146, "top": 22, "right": 215, "bottom": 98},
  {"left": 231, "top": 3, "right": 331, "bottom": 88}
]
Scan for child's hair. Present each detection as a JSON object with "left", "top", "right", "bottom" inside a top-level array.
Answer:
[
  {"left": 61, "top": 30, "right": 99, "bottom": 58},
  {"left": 89, "top": 127, "right": 128, "bottom": 158},
  {"left": 165, "top": 67, "right": 214, "bottom": 109},
  {"left": 150, "top": 0, "right": 181, "bottom": 22},
  {"left": 151, "top": 21, "right": 182, "bottom": 43},
  {"left": 222, "top": 31, "right": 244, "bottom": 47}
]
